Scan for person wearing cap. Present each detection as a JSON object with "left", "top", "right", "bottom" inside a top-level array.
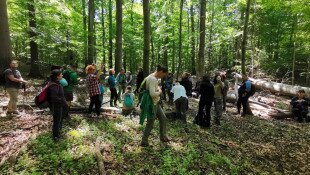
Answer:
[{"left": 290, "top": 90, "right": 310, "bottom": 122}]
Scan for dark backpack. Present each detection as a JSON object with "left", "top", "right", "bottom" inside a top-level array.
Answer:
[
  {"left": 249, "top": 83, "right": 256, "bottom": 96},
  {"left": 0, "top": 72, "right": 5, "bottom": 86},
  {"left": 62, "top": 71, "right": 72, "bottom": 86},
  {"left": 34, "top": 83, "right": 57, "bottom": 109}
]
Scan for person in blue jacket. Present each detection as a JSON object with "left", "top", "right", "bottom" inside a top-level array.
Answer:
[{"left": 237, "top": 74, "right": 252, "bottom": 116}]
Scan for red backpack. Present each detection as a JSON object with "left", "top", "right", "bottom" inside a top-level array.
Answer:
[{"left": 34, "top": 82, "right": 58, "bottom": 108}]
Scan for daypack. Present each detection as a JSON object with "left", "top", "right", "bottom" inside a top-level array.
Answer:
[
  {"left": 0, "top": 72, "right": 5, "bottom": 86},
  {"left": 124, "top": 94, "right": 134, "bottom": 107},
  {"left": 62, "top": 71, "right": 72, "bottom": 86},
  {"left": 249, "top": 83, "right": 256, "bottom": 96},
  {"left": 34, "top": 83, "right": 58, "bottom": 109}
]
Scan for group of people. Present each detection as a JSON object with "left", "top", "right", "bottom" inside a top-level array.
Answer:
[{"left": 2, "top": 60, "right": 310, "bottom": 144}]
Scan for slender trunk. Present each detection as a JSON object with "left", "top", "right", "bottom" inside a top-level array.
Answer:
[
  {"left": 190, "top": 2, "right": 196, "bottom": 75},
  {"left": 250, "top": 0, "right": 256, "bottom": 77},
  {"left": 82, "top": 0, "right": 87, "bottom": 67},
  {"left": 101, "top": 0, "right": 106, "bottom": 66},
  {"left": 307, "top": 57, "right": 310, "bottom": 86},
  {"left": 241, "top": 0, "right": 251, "bottom": 75},
  {"left": 197, "top": 0, "right": 207, "bottom": 77},
  {"left": 108, "top": 0, "right": 113, "bottom": 68},
  {"left": 151, "top": 36, "right": 155, "bottom": 71},
  {"left": 0, "top": 0, "right": 12, "bottom": 71},
  {"left": 163, "top": 37, "right": 169, "bottom": 68},
  {"left": 208, "top": 0, "right": 214, "bottom": 70},
  {"left": 291, "top": 15, "right": 297, "bottom": 85},
  {"left": 28, "top": 0, "right": 40, "bottom": 77},
  {"left": 115, "top": 0, "right": 123, "bottom": 73},
  {"left": 176, "top": 0, "right": 184, "bottom": 80},
  {"left": 142, "top": 0, "right": 150, "bottom": 75},
  {"left": 87, "top": 0, "right": 95, "bottom": 65}
]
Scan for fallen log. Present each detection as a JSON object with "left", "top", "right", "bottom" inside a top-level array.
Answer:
[{"left": 234, "top": 73, "right": 310, "bottom": 97}]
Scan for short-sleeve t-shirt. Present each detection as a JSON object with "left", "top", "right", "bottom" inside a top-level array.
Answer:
[{"left": 4, "top": 68, "right": 22, "bottom": 89}]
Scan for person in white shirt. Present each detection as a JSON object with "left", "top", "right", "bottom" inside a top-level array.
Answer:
[{"left": 171, "top": 81, "right": 188, "bottom": 132}]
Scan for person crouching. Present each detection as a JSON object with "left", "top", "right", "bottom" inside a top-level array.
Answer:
[{"left": 171, "top": 81, "right": 189, "bottom": 132}]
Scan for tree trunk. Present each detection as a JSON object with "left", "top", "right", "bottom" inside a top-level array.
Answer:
[
  {"left": 115, "top": 0, "right": 123, "bottom": 74},
  {"left": 108, "top": 0, "right": 113, "bottom": 68},
  {"left": 142, "top": 0, "right": 150, "bottom": 75},
  {"left": 290, "top": 15, "right": 297, "bottom": 85},
  {"left": 207, "top": 0, "right": 215, "bottom": 70},
  {"left": 87, "top": 0, "right": 95, "bottom": 65},
  {"left": 163, "top": 36, "right": 168, "bottom": 68},
  {"left": 176, "top": 0, "right": 184, "bottom": 80},
  {"left": 82, "top": 0, "right": 87, "bottom": 67},
  {"left": 0, "top": 0, "right": 12, "bottom": 72},
  {"left": 241, "top": 0, "right": 251, "bottom": 75},
  {"left": 101, "top": 0, "right": 106, "bottom": 67},
  {"left": 307, "top": 57, "right": 310, "bottom": 86},
  {"left": 150, "top": 36, "right": 155, "bottom": 72},
  {"left": 197, "top": 0, "right": 207, "bottom": 78},
  {"left": 190, "top": 1, "right": 196, "bottom": 75},
  {"left": 28, "top": 0, "right": 40, "bottom": 77}
]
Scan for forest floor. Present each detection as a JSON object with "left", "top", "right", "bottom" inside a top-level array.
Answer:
[{"left": 0, "top": 86, "right": 310, "bottom": 175}]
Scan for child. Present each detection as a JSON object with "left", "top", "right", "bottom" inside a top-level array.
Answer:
[{"left": 122, "top": 86, "right": 135, "bottom": 116}]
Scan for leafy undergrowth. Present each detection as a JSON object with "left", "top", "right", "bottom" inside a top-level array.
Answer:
[{"left": 1, "top": 104, "right": 310, "bottom": 175}]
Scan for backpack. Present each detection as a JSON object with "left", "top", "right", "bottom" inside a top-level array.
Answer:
[
  {"left": 249, "top": 83, "right": 256, "bottom": 96},
  {"left": 0, "top": 72, "right": 5, "bottom": 86},
  {"left": 124, "top": 93, "right": 134, "bottom": 107},
  {"left": 34, "top": 83, "right": 57, "bottom": 109},
  {"left": 62, "top": 71, "right": 72, "bottom": 86}
]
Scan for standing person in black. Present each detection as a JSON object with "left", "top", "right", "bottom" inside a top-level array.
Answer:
[
  {"left": 47, "top": 69, "right": 68, "bottom": 141},
  {"left": 194, "top": 75, "right": 215, "bottom": 127},
  {"left": 180, "top": 72, "right": 193, "bottom": 97},
  {"left": 135, "top": 68, "right": 144, "bottom": 94}
]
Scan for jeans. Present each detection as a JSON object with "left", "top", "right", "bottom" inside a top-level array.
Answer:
[
  {"left": 237, "top": 94, "right": 250, "bottom": 114},
  {"left": 89, "top": 94, "right": 101, "bottom": 116},
  {"left": 50, "top": 103, "right": 64, "bottom": 138},
  {"left": 175, "top": 97, "right": 188, "bottom": 125}
]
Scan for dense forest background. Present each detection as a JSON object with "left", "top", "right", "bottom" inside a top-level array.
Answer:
[{"left": 1, "top": 0, "right": 309, "bottom": 85}]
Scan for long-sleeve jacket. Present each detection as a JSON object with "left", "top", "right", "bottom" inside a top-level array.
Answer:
[
  {"left": 47, "top": 82, "right": 67, "bottom": 105},
  {"left": 199, "top": 80, "right": 215, "bottom": 102}
]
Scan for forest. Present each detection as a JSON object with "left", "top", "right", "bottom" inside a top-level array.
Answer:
[{"left": 0, "top": 0, "right": 310, "bottom": 174}]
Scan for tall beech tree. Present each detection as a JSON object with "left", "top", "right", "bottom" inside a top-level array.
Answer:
[
  {"left": 241, "top": 0, "right": 251, "bottom": 75},
  {"left": 87, "top": 0, "right": 95, "bottom": 65},
  {"left": 0, "top": 0, "right": 12, "bottom": 71},
  {"left": 28, "top": 0, "right": 40, "bottom": 77},
  {"left": 142, "top": 0, "right": 150, "bottom": 76},
  {"left": 115, "top": 0, "right": 123, "bottom": 73},
  {"left": 197, "top": 0, "right": 207, "bottom": 77}
]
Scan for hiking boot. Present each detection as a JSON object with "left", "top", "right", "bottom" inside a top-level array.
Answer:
[
  {"left": 214, "top": 120, "right": 221, "bottom": 125},
  {"left": 160, "top": 137, "right": 170, "bottom": 143},
  {"left": 12, "top": 111, "right": 19, "bottom": 115},
  {"left": 114, "top": 100, "right": 117, "bottom": 107},
  {"left": 110, "top": 101, "right": 114, "bottom": 107},
  {"left": 140, "top": 141, "right": 149, "bottom": 147}
]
